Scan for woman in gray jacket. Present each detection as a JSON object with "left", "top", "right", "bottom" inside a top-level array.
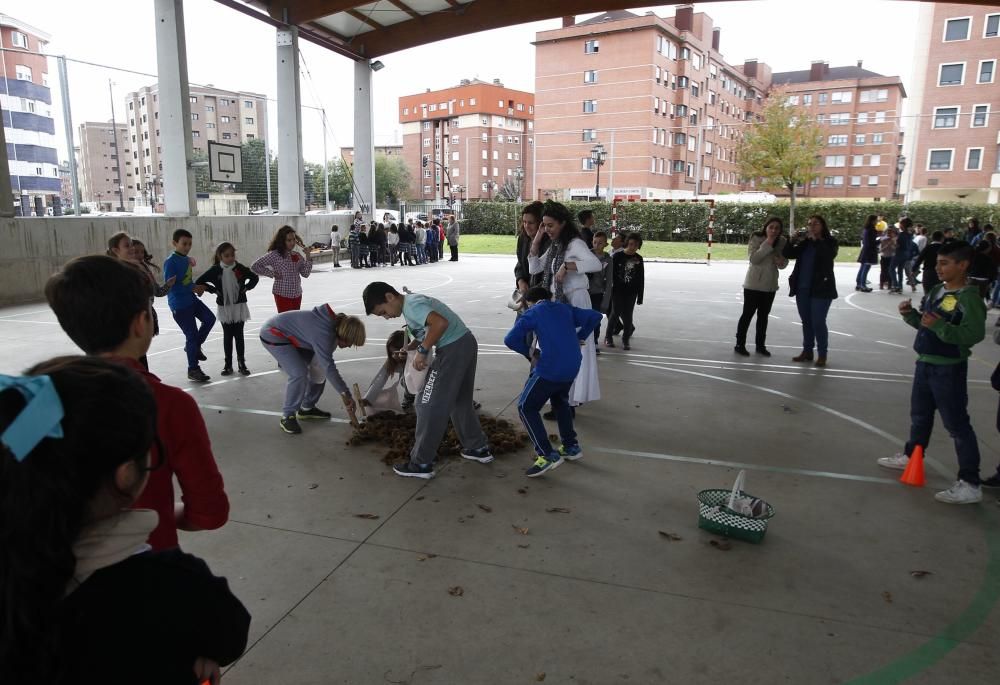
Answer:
[{"left": 735, "top": 217, "right": 788, "bottom": 357}]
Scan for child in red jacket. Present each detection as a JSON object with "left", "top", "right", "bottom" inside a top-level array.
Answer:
[{"left": 45, "top": 255, "right": 230, "bottom": 550}]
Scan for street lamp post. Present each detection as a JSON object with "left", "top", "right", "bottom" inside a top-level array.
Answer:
[
  {"left": 590, "top": 143, "right": 607, "bottom": 200},
  {"left": 514, "top": 166, "right": 524, "bottom": 202},
  {"left": 894, "top": 154, "right": 907, "bottom": 201}
]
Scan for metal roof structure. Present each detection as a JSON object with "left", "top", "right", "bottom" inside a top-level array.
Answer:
[{"left": 215, "top": 1, "right": 1000, "bottom": 62}]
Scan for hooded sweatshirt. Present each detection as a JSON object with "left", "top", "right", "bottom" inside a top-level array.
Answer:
[
  {"left": 904, "top": 283, "right": 986, "bottom": 364},
  {"left": 260, "top": 304, "right": 350, "bottom": 394}
]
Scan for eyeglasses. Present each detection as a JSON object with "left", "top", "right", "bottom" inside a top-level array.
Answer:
[{"left": 140, "top": 435, "right": 166, "bottom": 473}]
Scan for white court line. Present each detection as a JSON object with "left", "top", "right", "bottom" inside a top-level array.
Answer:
[
  {"left": 0, "top": 309, "right": 51, "bottom": 320},
  {"left": 628, "top": 361, "right": 954, "bottom": 480},
  {"left": 198, "top": 404, "right": 352, "bottom": 423},
  {"left": 604, "top": 351, "right": 923, "bottom": 379},
  {"left": 0, "top": 319, "right": 60, "bottom": 325},
  {"left": 828, "top": 330, "right": 854, "bottom": 337},
  {"left": 633, "top": 359, "right": 913, "bottom": 385},
  {"left": 148, "top": 325, "right": 263, "bottom": 358},
  {"left": 466, "top": 300, "right": 481, "bottom": 303},
  {"left": 877, "top": 340, "right": 907, "bottom": 349},
  {"left": 843, "top": 292, "right": 899, "bottom": 320}
]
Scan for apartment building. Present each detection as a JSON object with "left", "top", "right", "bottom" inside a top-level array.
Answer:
[
  {"left": 398, "top": 79, "right": 534, "bottom": 202},
  {"left": 124, "top": 84, "right": 268, "bottom": 206},
  {"left": 534, "top": 7, "right": 770, "bottom": 201},
  {"left": 906, "top": 3, "right": 1000, "bottom": 203},
  {"left": 772, "top": 61, "right": 906, "bottom": 200},
  {"left": 77, "top": 121, "right": 132, "bottom": 211},
  {"left": 0, "top": 14, "right": 59, "bottom": 215},
  {"left": 340, "top": 145, "right": 403, "bottom": 166}
]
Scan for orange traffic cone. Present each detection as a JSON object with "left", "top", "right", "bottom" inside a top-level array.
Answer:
[{"left": 900, "top": 445, "right": 926, "bottom": 487}]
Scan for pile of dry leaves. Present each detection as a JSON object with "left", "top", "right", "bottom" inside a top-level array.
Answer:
[{"left": 348, "top": 411, "right": 529, "bottom": 464}]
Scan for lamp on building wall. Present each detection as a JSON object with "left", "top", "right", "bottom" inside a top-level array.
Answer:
[
  {"left": 894, "top": 154, "right": 907, "bottom": 200},
  {"left": 590, "top": 143, "right": 607, "bottom": 200},
  {"left": 370, "top": 60, "right": 385, "bottom": 72}
]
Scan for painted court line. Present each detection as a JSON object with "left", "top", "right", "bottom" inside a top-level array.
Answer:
[
  {"left": 595, "top": 447, "right": 900, "bottom": 485},
  {"left": 844, "top": 292, "right": 899, "bottom": 320},
  {"left": 197, "top": 404, "right": 352, "bottom": 424},
  {"left": 877, "top": 340, "right": 907, "bottom": 349}
]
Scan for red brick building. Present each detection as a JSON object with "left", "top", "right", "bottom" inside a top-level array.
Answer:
[
  {"left": 399, "top": 79, "right": 534, "bottom": 202},
  {"left": 771, "top": 62, "right": 906, "bottom": 200},
  {"left": 906, "top": 2, "right": 1000, "bottom": 203}
]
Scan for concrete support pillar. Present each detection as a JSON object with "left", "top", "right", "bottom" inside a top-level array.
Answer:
[
  {"left": 353, "top": 60, "right": 376, "bottom": 219},
  {"left": 0, "top": 103, "right": 14, "bottom": 218},
  {"left": 277, "top": 27, "right": 304, "bottom": 214},
  {"left": 154, "top": 0, "right": 197, "bottom": 216}
]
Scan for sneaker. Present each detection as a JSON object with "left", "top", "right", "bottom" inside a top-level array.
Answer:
[
  {"left": 461, "top": 446, "right": 494, "bottom": 464},
  {"left": 980, "top": 473, "right": 1000, "bottom": 489},
  {"left": 393, "top": 461, "right": 435, "bottom": 479},
  {"left": 734, "top": 345, "right": 750, "bottom": 357},
  {"left": 238, "top": 364, "right": 251, "bottom": 376},
  {"left": 221, "top": 366, "right": 234, "bottom": 376},
  {"left": 877, "top": 453, "right": 909, "bottom": 471},
  {"left": 934, "top": 480, "right": 982, "bottom": 504},
  {"left": 526, "top": 454, "right": 564, "bottom": 478},
  {"left": 559, "top": 444, "right": 583, "bottom": 461},
  {"left": 756, "top": 347, "right": 772, "bottom": 357},
  {"left": 297, "top": 406, "right": 332, "bottom": 420},
  {"left": 197, "top": 347, "right": 208, "bottom": 362},
  {"left": 605, "top": 339, "right": 616, "bottom": 348},
  {"left": 279, "top": 415, "right": 302, "bottom": 434},
  {"left": 187, "top": 367, "right": 211, "bottom": 382}
]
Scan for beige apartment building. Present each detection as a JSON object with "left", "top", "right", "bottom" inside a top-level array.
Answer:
[
  {"left": 124, "top": 84, "right": 268, "bottom": 206},
  {"left": 772, "top": 62, "right": 906, "bottom": 200},
  {"left": 77, "top": 121, "right": 132, "bottom": 211},
  {"left": 399, "top": 79, "right": 534, "bottom": 202},
  {"left": 906, "top": 3, "right": 1000, "bottom": 203},
  {"left": 534, "top": 8, "right": 769, "bottom": 201}
]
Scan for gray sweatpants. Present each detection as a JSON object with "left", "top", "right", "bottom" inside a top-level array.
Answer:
[
  {"left": 263, "top": 342, "right": 326, "bottom": 417},
  {"left": 410, "top": 331, "right": 487, "bottom": 466}
]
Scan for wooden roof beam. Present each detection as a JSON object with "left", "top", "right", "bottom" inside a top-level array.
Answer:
[{"left": 387, "top": 0, "right": 421, "bottom": 20}]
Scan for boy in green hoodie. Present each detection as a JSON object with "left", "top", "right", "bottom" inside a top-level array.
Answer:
[{"left": 877, "top": 241, "right": 986, "bottom": 504}]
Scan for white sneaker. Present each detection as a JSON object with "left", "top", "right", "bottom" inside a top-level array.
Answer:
[
  {"left": 934, "top": 480, "right": 982, "bottom": 504},
  {"left": 877, "top": 453, "right": 909, "bottom": 471}
]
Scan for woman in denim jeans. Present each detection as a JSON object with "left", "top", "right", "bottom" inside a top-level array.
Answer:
[{"left": 784, "top": 215, "right": 839, "bottom": 367}]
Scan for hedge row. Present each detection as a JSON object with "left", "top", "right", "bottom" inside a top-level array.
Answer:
[{"left": 460, "top": 200, "right": 1000, "bottom": 244}]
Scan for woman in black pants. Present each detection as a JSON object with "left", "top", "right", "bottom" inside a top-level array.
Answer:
[{"left": 735, "top": 218, "right": 788, "bottom": 357}]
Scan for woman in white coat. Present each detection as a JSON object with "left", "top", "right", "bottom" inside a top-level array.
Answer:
[{"left": 528, "top": 201, "right": 603, "bottom": 408}]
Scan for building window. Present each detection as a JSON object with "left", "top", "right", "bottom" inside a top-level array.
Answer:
[
  {"left": 222, "top": 132, "right": 232, "bottom": 140},
  {"left": 492, "top": 150, "right": 499, "bottom": 160},
  {"left": 691, "top": 84, "right": 700, "bottom": 97},
  {"left": 221, "top": 116, "right": 230, "bottom": 123},
  {"left": 428, "top": 104, "right": 437, "bottom": 112},
  {"left": 868, "top": 175, "right": 879, "bottom": 186},
  {"left": 192, "top": 131, "right": 200, "bottom": 138},
  {"left": 191, "top": 113, "right": 199, "bottom": 121},
  {"left": 870, "top": 154, "right": 881, "bottom": 167},
  {"left": 875, "top": 111, "right": 886, "bottom": 123},
  {"left": 987, "top": 14, "right": 1000, "bottom": 38},
  {"left": 206, "top": 123, "right": 215, "bottom": 129},
  {"left": 245, "top": 117, "right": 254, "bottom": 124},
  {"left": 582, "top": 128, "right": 597, "bottom": 141},
  {"left": 423, "top": 138, "right": 430, "bottom": 148},
  {"left": 944, "top": 16, "right": 971, "bottom": 41},
  {"left": 973, "top": 104, "right": 990, "bottom": 127},
  {"left": 967, "top": 147, "right": 984, "bottom": 170},
  {"left": 979, "top": 60, "right": 995, "bottom": 84},
  {"left": 855, "top": 134, "right": 866, "bottom": 145},
  {"left": 872, "top": 133, "right": 884, "bottom": 144},
  {"left": 14, "top": 65, "right": 31, "bottom": 81},
  {"left": 823, "top": 176, "right": 844, "bottom": 187},
  {"left": 583, "top": 100, "right": 597, "bottom": 113},
  {"left": 850, "top": 176, "right": 862, "bottom": 187},
  {"left": 830, "top": 113, "right": 850, "bottom": 125},
  {"left": 803, "top": 94, "right": 812, "bottom": 105},
  {"left": 10, "top": 31, "right": 28, "bottom": 48},
  {"left": 829, "top": 135, "right": 848, "bottom": 146},
  {"left": 584, "top": 70, "right": 597, "bottom": 84},
  {"left": 497, "top": 100, "right": 504, "bottom": 108},
  {"left": 860, "top": 89, "right": 888, "bottom": 103},
  {"left": 451, "top": 135, "right": 459, "bottom": 144},
  {"left": 469, "top": 97, "right": 476, "bottom": 106},
  {"left": 939, "top": 63, "right": 965, "bottom": 86},
  {"left": 674, "top": 133, "right": 686, "bottom": 145},
  {"left": 928, "top": 149, "right": 953, "bottom": 170},
  {"left": 818, "top": 92, "right": 828, "bottom": 105},
  {"left": 245, "top": 100, "right": 254, "bottom": 108},
  {"left": 788, "top": 95, "right": 800, "bottom": 105},
  {"left": 583, "top": 39, "right": 599, "bottom": 54},
  {"left": 825, "top": 155, "right": 846, "bottom": 167},
  {"left": 933, "top": 106, "right": 959, "bottom": 128},
  {"left": 220, "top": 98, "right": 230, "bottom": 106},
  {"left": 582, "top": 158, "right": 595, "bottom": 171},
  {"left": 190, "top": 96, "right": 198, "bottom": 103},
  {"left": 831, "top": 91, "right": 853, "bottom": 103},
  {"left": 852, "top": 154, "right": 864, "bottom": 166},
  {"left": 206, "top": 105, "right": 214, "bottom": 112}
]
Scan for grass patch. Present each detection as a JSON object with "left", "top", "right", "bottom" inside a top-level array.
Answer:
[{"left": 459, "top": 234, "right": 860, "bottom": 263}]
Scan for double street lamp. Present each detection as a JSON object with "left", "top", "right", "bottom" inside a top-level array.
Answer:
[
  {"left": 590, "top": 143, "right": 607, "bottom": 200},
  {"left": 513, "top": 166, "right": 524, "bottom": 202},
  {"left": 894, "top": 154, "right": 907, "bottom": 201}
]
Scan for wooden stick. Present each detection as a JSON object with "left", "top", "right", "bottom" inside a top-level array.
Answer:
[{"left": 352, "top": 383, "right": 367, "bottom": 419}]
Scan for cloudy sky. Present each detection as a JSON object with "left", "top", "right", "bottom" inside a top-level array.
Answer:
[{"left": 16, "top": 0, "right": 920, "bottom": 162}]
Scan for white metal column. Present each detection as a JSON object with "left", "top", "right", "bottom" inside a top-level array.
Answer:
[
  {"left": 276, "top": 27, "right": 304, "bottom": 214},
  {"left": 0, "top": 103, "right": 14, "bottom": 218},
  {"left": 353, "top": 60, "right": 376, "bottom": 219},
  {"left": 154, "top": 0, "right": 197, "bottom": 216}
]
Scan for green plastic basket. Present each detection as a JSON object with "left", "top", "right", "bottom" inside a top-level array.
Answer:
[{"left": 697, "top": 471, "right": 775, "bottom": 544}]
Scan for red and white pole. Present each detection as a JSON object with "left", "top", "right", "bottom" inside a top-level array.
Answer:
[
  {"left": 611, "top": 201, "right": 618, "bottom": 236},
  {"left": 707, "top": 200, "right": 715, "bottom": 265}
]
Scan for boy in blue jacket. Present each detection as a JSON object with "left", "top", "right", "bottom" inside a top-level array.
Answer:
[{"left": 504, "top": 286, "right": 602, "bottom": 477}]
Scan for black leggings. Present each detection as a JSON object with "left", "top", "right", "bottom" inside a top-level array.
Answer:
[
  {"left": 611, "top": 291, "right": 637, "bottom": 341},
  {"left": 222, "top": 321, "right": 246, "bottom": 365},
  {"left": 736, "top": 289, "right": 776, "bottom": 348},
  {"left": 590, "top": 293, "right": 605, "bottom": 342}
]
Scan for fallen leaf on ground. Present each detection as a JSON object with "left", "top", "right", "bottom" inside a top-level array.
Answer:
[
  {"left": 448, "top": 586, "right": 464, "bottom": 597},
  {"left": 517, "top": 543, "right": 530, "bottom": 549},
  {"left": 517, "top": 488, "right": 528, "bottom": 495},
  {"left": 415, "top": 496, "right": 425, "bottom": 501},
  {"left": 882, "top": 591, "right": 893, "bottom": 603},
  {"left": 709, "top": 539, "right": 732, "bottom": 551},
  {"left": 308, "top": 483, "right": 319, "bottom": 490},
  {"left": 546, "top": 507, "right": 571, "bottom": 514},
  {"left": 494, "top": 472, "right": 507, "bottom": 478},
  {"left": 536, "top": 673, "right": 546, "bottom": 682},
  {"left": 478, "top": 504, "right": 493, "bottom": 513},
  {"left": 354, "top": 513, "right": 380, "bottom": 520},
  {"left": 512, "top": 525, "right": 530, "bottom": 535},
  {"left": 417, "top": 554, "right": 437, "bottom": 562},
  {"left": 658, "top": 531, "right": 683, "bottom": 541},
  {"left": 910, "top": 570, "right": 933, "bottom": 578}
]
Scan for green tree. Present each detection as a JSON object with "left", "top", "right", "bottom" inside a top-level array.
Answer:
[
  {"left": 235, "top": 139, "right": 274, "bottom": 209},
  {"left": 375, "top": 154, "right": 411, "bottom": 208},
  {"left": 192, "top": 150, "right": 221, "bottom": 194},
  {"left": 736, "top": 89, "right": 824, "bottom": 230},
  {"left": 494, "top": 178, "right": 521, "bottom": 202}
]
